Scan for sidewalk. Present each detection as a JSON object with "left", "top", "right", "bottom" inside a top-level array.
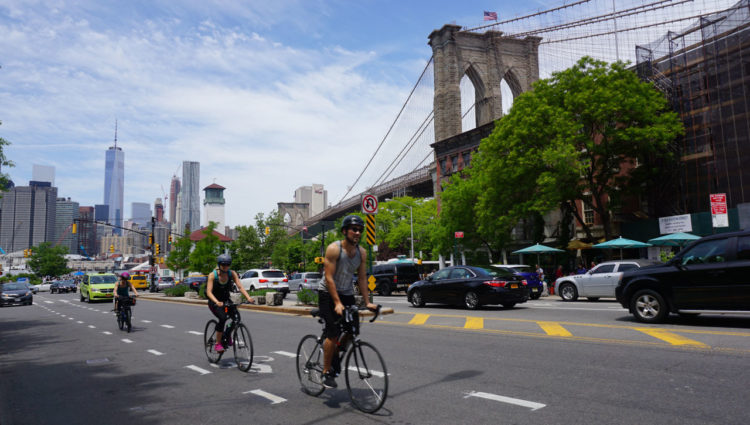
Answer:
[{"left": 137, "top": 291, "right": 394, "bottom": 317}]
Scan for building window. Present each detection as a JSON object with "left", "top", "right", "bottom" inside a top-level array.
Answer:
[
  {"left": 583, "top": 195, "right": 594, "bottom": 225},
  {"left": 451, "top": 155, "right": 459, "bottom": 173},
  {"left": 462, "top": 151, "right": 471, "bottom": 168},
  {"left": 440, "top": 158, "right": 448, "bottom": 175}
]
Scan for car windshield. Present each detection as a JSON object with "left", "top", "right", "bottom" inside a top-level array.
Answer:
[
  {"left": 262, "top": 271, "right": 285, "bottom": 278},
  {"left": 3, "top": 283, "right": 26, "bottom": 291},
  {"left": 90, "top": 275, "right": 117, "bottom": 284},
  {"left": 161, "top": 277, "right": 174, "bottom": 282},
  {"left": 483, "top": 267, "right": 517, "bottom": 279}
]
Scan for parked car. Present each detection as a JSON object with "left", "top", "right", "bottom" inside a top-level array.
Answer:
[
  {"left": 182, "top": 276, "right": 207, "bottom": 293},
  {"left": 616, "top": 230, "right": 750, "bottom": 323},
  {"left": 492, "top": 264, "right": 543, "bottom": 299},
  {"left": 370, "top": 262, "right": 421, "bottom": 296},
  {"left": 554, "top": 259, "right": 660, "bottom": 302},
  {"left": 50, "top": 279, "right": 77, "bottom": 294},
  {"left": 288, "top": 272, "right": 322, "bottom": 291},
  {"left": 239, "top": 269, "right": 289, "bottom": 297},
  {"left": 407, "top": 265, "right": 529, "bottom": 310},
  {"left": 129, "top": 274, "right": 149, "bottom": 290},
  {"left": 79, "top": 273, "right": 117, "bottom": 303},
  {"left": 22, "top": 281, "right": 39, "bottom": 294},
  {"left": 154, "top": 276, "right": 175, "bottom": 292},
  {"left": 1, "top": 281, "right": 34, "bottom": 306}
]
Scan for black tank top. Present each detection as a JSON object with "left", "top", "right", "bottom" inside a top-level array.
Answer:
[{"left": 210, "top": 269, "right": 233, "bottom": 303}]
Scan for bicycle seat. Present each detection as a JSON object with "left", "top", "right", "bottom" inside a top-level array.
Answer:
[{"left": 310, "top": 308, "right": 320, "bottom": 317}]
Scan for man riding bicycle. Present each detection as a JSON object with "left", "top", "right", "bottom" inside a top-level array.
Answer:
[
  {"left": 317, "top": 215, "right": 378, "bottom": 388},
  {"left": 207, "top": 253, "right": 255, "bottom": 353}
]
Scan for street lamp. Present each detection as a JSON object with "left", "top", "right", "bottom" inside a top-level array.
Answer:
[{"left": 385, "top": 198, "right": 414, "bottom": 261}]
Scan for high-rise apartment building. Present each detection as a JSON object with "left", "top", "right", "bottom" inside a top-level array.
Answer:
[
  {"left": 131, "top": 202, "right": 151, "bottom": 227},
  {"left": 32, "top": 164, "right": 55, "bottom": 186},
  {"left": 78, "top": 206, "right": 97, "bottom": 257},
  {"left": 55, "top": 197, "right": 79, "bottom": 254},
  {"left": 203, "top": 183, "right": 226, "bottom": 234},
  {"left": 0, "top": 181, "right": 57, "bottom": 252},
  {"left": 180, "top": 161, "right": 200, "bottom": 233},
  {"left": 169, "top": 175, "right": 180, "bottom": 226},
  {"left": 294, "top": 184, "right": 328, "bottom": 216},
  {"left": 104, "top": 136, "right": 124, "bottom": 235},
  {"left": 155, "top": 198, "right": 164, "bottom": 223}
]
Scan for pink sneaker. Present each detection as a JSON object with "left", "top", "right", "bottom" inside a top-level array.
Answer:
[{"left": 214, "top": 343, "right": 225, "bottom": 352}]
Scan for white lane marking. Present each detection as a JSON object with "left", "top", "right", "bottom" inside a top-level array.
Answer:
[
  {"left": 147, "top": 349, "right": 164, "bottom": 356},
  {"left": 61, "top": 315, "right": 66, "bottom": 317},
  {"left": 121, "top": 339, "right": 134, "bottom": 344},
  {"left": 56, "top": 313, "right": 61, "bottom": 315},
  {"left": 141, "top": 320, "right": 152, "bottom": 323},
  {"left": 185, "top": 365, "right": 212, "bottom": 375},
  {"left": 68, "top": 318, "right": 74, "bottom": 320},
  {"left": 272, "top": 351, "right": 297, "bottom": 358},
  {"left": 77, "top": 321, "right": 84, "bottom": 324},
  {"left": 464, "top": 391, "right": 546, "bottom": 411},
  {"left": 102, "top": 331, "right": 112, "bottom": 335},
  {"left": 250, "top": 364, "right": 273, "bottom": 374},
  {"left": 188, "top": 331, "right": 202, "bottom": 335},
  {"left": 88, "top": 325, "right": 96, "bottom": 329},
  {"left": 347, "top": 366, "right": 387, "bottom": 378},
  {"left": 160, "top": 325, "right": 175, "bottom": 329},
  {"left": 244, "top": 389, "right": 286, "bottom": 405},
  {"left": 44, "top": 301, "right": 54, "bottom": 304}
]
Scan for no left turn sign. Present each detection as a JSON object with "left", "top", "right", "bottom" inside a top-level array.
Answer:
[{"left": 362, "top": 194, "right": 378, "bottom": 214}]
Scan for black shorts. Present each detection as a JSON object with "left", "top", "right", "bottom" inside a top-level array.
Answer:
[{"left": 318, "top": 290, "right": 355, "bottom": 339}]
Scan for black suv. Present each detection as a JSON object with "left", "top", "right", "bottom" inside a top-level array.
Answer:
[
  {"left": 616, "top": 230, "right": 750, "bottom": 323},
  {"left": 370, "top": 262, "right": 421, "bottom": 295}
]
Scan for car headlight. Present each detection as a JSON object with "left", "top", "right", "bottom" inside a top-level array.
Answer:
[
  {"left": 1, "top": 294, "right": 10, "bottom": 299},
  {"left": 26, "top": 292, "right": 31, "bottom": 296}
]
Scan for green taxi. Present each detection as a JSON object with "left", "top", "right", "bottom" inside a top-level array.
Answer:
[{"left": 80, "top": 273, "right": 118, "bottom": 303}]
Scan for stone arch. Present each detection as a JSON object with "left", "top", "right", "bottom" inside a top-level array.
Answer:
[
  {"left": 429, "top": 24, "right": 542, "bottom": 142},
  {"left": 461, "top": 63, "right": 487, "bottom": 130}
]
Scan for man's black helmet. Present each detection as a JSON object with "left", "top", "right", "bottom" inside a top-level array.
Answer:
[
  {"left": 341, "top": 215, "right": 365, "bottom": 231},
  {"left": 217, "top": 253, "right": 232, "bottom": 266}
]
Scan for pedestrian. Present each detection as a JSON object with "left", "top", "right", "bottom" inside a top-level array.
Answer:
[{"left": 576, "top": 263, "right": 587, "bottom": 274}]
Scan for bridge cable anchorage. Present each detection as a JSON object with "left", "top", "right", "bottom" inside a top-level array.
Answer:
[
  {"left": 461, "top": 0, "right": 592, "bottom": 33},
  {"left": 337, "top": 56, "right": 434, "bottom": 204}
]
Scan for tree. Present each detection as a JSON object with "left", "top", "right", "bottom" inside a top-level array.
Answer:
[
  {"left": 166, "top": 225, "right": 192, "bottom": 276},
  {"left": 0, "top": 120, "right": 15, "bottom": 191},
  {"left": 470, "top": 56, "right": 684, "bottom": 241},
  {"left": 189, "top": 222, "right": 224, "bottom": 275},
  {"left": 27, "top": 242, "right": 70, "bottom": 277},
  {"left": 229, "top": 212, "right": 287, "bottom": 270}
]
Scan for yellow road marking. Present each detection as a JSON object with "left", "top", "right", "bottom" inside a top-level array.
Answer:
[
  {"left": 409, "top": 314, "right": 430, "bottom": 325},
  {"left": 537, "top": 321, "right": 572, "bottom": 337},
  {"left": 464, "top": 317, "right": 484, "bottom": 329},
  {"left": 635, "top": 328, "right": 710, "bottom": 348}
]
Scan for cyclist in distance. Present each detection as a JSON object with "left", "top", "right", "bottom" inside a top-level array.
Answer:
[
  {"left": 207, "top": 253, "right": 255, "bottom": 353},
  {"left": 317, "top": 214, "right": 378, "bottom": 388},
  {"left": 114, "top": 272, "right": 138, "bottom": 312}
]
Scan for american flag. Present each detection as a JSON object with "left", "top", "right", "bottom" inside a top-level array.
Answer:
[{"left": 484, "top": 11, "right": 497, "bottom": 21}]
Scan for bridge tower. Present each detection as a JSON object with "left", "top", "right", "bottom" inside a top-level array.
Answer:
[{"left": 428, "top": 24, "right": 542, "bottom": 142}]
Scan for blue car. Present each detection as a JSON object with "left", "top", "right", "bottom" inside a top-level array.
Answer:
[{"left": 492, "top": 264, "right": 543, "bottom": 299}]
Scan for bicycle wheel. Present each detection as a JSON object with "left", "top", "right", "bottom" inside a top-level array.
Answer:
[
  {"left": 233, "top": 324, "right": 254, "bottom": 372},
  {"left": 345, "top": 341, "right": 388, "bottom": 414},
  {"left": 204, "top": 320, "right": 223, "bottom": 363},
  {"left": 126, "top": 308, "right": 132, "bottom": 333},
  {"left": 296, "top": 334, "right": 325, "bottom": 396}
]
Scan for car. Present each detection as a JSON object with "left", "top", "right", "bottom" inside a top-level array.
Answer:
[
  {"left": 129, "top": 274, "right": 149, "bottom": 291},
  {"left": 492, "top": 264, "right": 544, "bottom": 299},
  {"left": 182, "top": 276, "right": 207, "bottom": 293},
  {"left": 154, "top": 276, "right": 175, "bottom": 292},
  {"left": 50, "top": 280, "right": 69, "bottom": 294},
  {"left": 22, "top": 281, "right": 39, "bottom": 294},
  {"left": 616, "top": 230, "right": 750, "bottom": 323},
  {"left": 288, "top": 272, "right": 322, "bottom": 291},
  {"left": 370, "top": 262, "right": 421, "bottom": 296},
  {"left": 239, "top": 269, "right": 289, "bottom": 297},
  {"left": 79, "top": 273, "right": 117, "bottom": 303},
  {"left": 407, "top": 265, "right": 529, "bottom": 310},
  {"left": 554, "top": 259, "right": 660, "bottom": 302},
  {"left": 1, "top": 282, "right": 34, "bottom": 306}
]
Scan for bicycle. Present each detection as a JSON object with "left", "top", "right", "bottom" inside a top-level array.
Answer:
[
  {"left": 204, "top": 299, "right": 254, "bottom": 372},
  {"left": 115, "top": 296, "right": 135, "bottom": 333},
  {"left": 296, "top": 304, "right": 388, "bottom": 414}
]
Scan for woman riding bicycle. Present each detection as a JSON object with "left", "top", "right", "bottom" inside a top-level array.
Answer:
[
  {"left": 207, "top": 254, "right": 255, "bottom": 353},
  {"left": 114, "top": 272, "right": 138, "bottom": 312}
]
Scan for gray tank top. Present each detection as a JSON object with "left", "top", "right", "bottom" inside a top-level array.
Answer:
[{"left": 318, "top": 240, "right": 361, "bottom": 296}]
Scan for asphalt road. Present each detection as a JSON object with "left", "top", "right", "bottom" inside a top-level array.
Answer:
[{"left": 2, "top": 292, "right": 750, "bottom": 424}]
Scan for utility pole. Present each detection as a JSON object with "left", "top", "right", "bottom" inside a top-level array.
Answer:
[{"left": 149, "top": 216, "right": 156, "bottom": 292}]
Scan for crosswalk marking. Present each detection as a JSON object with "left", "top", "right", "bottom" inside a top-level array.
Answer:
[
  {"left": 408, "top": 314, "right": 430, "bottom": 325},
  {"left": 160, "top": 324, "right": 174, "bottom": 329},
  {"left": 272, "top": 351, "right": 297, "bottom": 358},
  {"left": 465, "top": 391, "right": 546, "bottom": 411},
  {"left": 122, "top": 339, "right": 134, "bottom": 343},
  {"left": 464, "top": 317, "right": 484, "bottom": 329},
  {"left": 186, "top": 365, "right": 212, "bottom": 375},
  {"left": 147, "top": 349, "right": 164, "bottom": 356},
  {"left": 537, "top": 321, "right": 572, "bottom": 337},
  {"left": 244, "top": 389, "right": 286, "bottom": 404},
  {"left": 635, "top": 328, "right": 709, "bottom": 347},
  {"left": 188, "top": 331, "right": 202, "bottom": 335}
]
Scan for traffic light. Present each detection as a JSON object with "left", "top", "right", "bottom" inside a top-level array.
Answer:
[
  {"left": 23, "top": 249, "right": 29, "bottom": 257},
  {"left": 168, "top": 235, "right": 172, "bottom": 244},
  {"left": 314, "top": 256, "right": 324, "bottom": 264},
  {"left": 109, "top": 244, "right": 115, "bottom": 253},
  {"left": 71, "top": 223, "right": 77, "bottom": 234},
  {"left": 265, "top": 226, "right": 270, "bottom": 235},
  {"left": 155, "top": 243, "right": 160, "bottom": 255},
  {"left": 149, "top": 233, "right": 154, "bottom": 245}
]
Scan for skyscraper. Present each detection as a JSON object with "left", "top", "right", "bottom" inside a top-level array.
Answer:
[
  {"left": 131, "top": 202, "right": 151, "bottom": 227},
  {"left": 32, "top": 164, "right": 55, "bottom": 186},
  {"left": 104, "top": 127, "right": 124, "bottom": 235},
  {"left": 169, "top": 175, "right": 180, "bottom": 226},
  {"left": 55, "top": 197, "right": 79, "bottom": 254},
  {"left": 78, "top": 206, "right": 97, "bottom": 257},
  {"left": 180, "top": 161, "right": 200, "bottom": 233},
  {"left": 0, "top": 182, "right": 57, "bottom": 252},
  {"left": 155, "top": 198, "right": 164, "bottom": 223}
]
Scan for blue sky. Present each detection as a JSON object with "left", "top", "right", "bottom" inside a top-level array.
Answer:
[{"left": 1, "top": 0, "right": 545, "bottom": 227}]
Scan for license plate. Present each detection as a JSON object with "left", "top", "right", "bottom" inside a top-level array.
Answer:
[
  {"left": 273, "top": 282, "right": 278, "bottom": 285},
  {"left": 531, "top": 288, "right": 538, "bottom": 292},
  {"left": 511, "top": 284, "right": 518, "bottom": 289}
]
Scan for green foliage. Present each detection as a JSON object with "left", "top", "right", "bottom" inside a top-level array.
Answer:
[
  {"left": 660, "top": 250, "right": 675, "bottom": 263},
  {"left": 166, "top": 225, "right": 192, "bottom": 274},
  {"left": 0, "top": 120, "right": 15, "bottom": 191},
  {"left": 189, "top": 222, "right": 224, "bottom": 275},
  {"left": 378, "top": 198, "right": 439, "bottom": 260},
  {"left": 0, "top": 273, "right": 41, "bottom": 284},
  {"left": 198, "top": 282, "right": 207, "bottom": 299},
  {"left": 27, "top": 242, "right": 70, "bottom": 277},
  {"left": 229, "top": 212, "right": 287, "bottom": 270},
  {"left": 296, "top": 288, "right": 318, "bottom": 305},
  {"left": 164, "top": 284, "right": 189, "bottom": 297}
]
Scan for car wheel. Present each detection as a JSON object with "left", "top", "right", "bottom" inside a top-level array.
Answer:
[
  {"left": 631, "top": 289, "right": 668, "bottom": 324},
  {"left": 464, "top": 291, "right": 480, "bottom": 310},
  {"left": 87, "top": 291, "right": 93, "bottom": 303},
  {"left": 249, "top": 286, "right": 255, "bottom": 292},
  {"left": 587, "top": 297, "right": 600, "bottom": 302},
  {"left": 559, "top": 283, "right": 578, "bottom": 302},
  {"left": 502, "top": 302, "right": 516, "bottom": 309},
  {"left": 378, "top": 281, "right": 392, "bottom": 296},
  {"left": 410, "top": 290, "right": 425, "bottom": 307}
]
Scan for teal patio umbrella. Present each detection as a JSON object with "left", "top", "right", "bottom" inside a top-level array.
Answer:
[
  {"left": 512, "top": 243, "right": 565, "bottom": 266},
  {"left": 648, "top": 232, "right": 701, "bottom": 248},
  {"left": 593, "top": 236, "right": 652, "bottom": 259}
]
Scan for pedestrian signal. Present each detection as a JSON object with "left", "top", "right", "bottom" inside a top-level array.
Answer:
[{"left": 265, "top": 226, "right": 270, "bottom": 235}]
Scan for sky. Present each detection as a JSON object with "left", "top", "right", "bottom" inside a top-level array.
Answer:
[{"left": 0, "top": 0, "right": 547, "bottom": 228}]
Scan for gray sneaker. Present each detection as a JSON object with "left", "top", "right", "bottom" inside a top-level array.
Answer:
[{"left": 322, "top": 372, "right": 337, "bottom": 389}]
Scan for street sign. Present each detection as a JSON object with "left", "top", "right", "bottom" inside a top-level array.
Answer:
[
  {"left": 368, "top": 275, "right": 376, "bottom": 291},
  {"left": 710, "top": 193, "right": 728, "bottom": 228},
  {"left": 362, "top": 194, "right": 378, "bottom": 214},
  {"left": 454, "top": 231, "right": 464, "bottom": 238},
  {"left": 366, "top": 214, "right": 376, "bottom": 245}
]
